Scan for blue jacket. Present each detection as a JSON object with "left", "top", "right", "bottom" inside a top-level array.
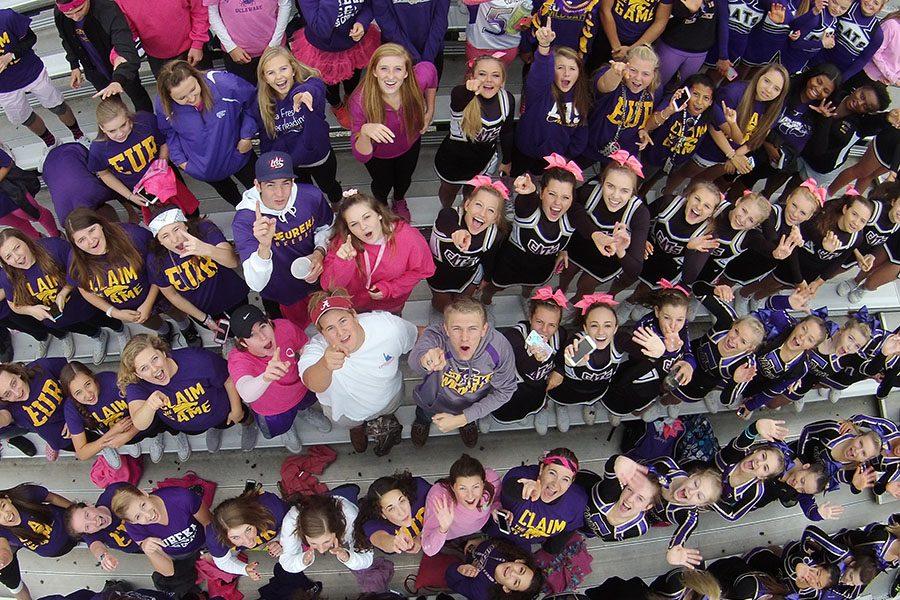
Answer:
[{"left": 155, "top": 70, "right": 258, "bottom": 182}]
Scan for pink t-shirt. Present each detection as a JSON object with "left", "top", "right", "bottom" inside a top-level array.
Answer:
[
  {"left": 205, "top": 0, "right": 281, "bottom": 57},
  {"left": 349, "top": 61, "right": 438, "bottom": 162},
  {"left": 227, "top": 319, "right": 310, "bottom": 416},
  {"left": 420, "top": 468, "right": 502, "bottom": 556}
]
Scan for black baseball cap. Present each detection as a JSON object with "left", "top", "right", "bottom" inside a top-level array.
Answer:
[{"left": 231, "top": 305, "right": 268, "bottom": 339}]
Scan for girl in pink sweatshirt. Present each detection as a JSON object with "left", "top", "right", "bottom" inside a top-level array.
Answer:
[
  {"left": 421, "top": 454, "right": 501, "bottom": 557},
  {"left": 321, "top": 191, "right": 435, "bottom": 314}
]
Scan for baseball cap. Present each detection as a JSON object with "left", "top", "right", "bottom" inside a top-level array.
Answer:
[
  {"left": 255, "top": 151, "right": 294, "bottom": 182},
  {"left": 57, "top": 0, "right": 87, "bottom": 11},
  {"left": 310, "top": 294, "right": 354, "bottom": 326},
  {"left": 230, "top": 305, "right": 268, "bottom": 339}
]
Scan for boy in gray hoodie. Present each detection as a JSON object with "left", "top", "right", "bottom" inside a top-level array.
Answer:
[{"left": 409, "top": 297, "right": 517, "bottom": 448}]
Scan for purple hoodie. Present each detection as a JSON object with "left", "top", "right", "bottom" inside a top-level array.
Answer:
[
  {"left": 297, "top": 0, "right": 374, "bottom": 52},
  {"left": 254, "top": 79, "right": 332, "bottom": 168},
  {"left": 372, "top": 0, "right": 449, "bottom": 63},
  {"left": 155, "top": 70, "right": 258, "bottom": 182},
  {"left": 409, "top": 324, "right": 517, "bottom": 422}
]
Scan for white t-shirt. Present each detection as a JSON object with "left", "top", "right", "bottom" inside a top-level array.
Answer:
[{"left": 298, "top": 311, "right": 418, "bottom": 421}]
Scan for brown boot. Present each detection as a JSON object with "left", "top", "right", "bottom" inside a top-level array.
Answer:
[
  {"left": 349, "top": 423, "right": 368, "bottom": 453},
  {"left": 411, "top": 420, "right": 430, "bottom": 447},
  {"left": 459, "top": 422, "right": 478, "bottom": 448},
  {"left": 370, "top": 415, "right": 403, "bottom": 456}
]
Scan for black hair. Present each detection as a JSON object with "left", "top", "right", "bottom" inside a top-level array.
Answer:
[
  {"left": 788, "top": 63, "right": 842, "bottom": 106},
  {"left": 353, "top": 471, "right": 418, "bottom": 551}
]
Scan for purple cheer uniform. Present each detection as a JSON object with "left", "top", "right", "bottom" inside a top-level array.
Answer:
[
  {"left": 695, "top": 80, "right": 765, "bottom": 164},
  {"left": 124, "top": 487, "right": 206, "bottom": 558}
]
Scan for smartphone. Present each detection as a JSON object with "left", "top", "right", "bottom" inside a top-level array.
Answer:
[
  {"left": 565, "top": 335, "right": 597, "bottom": 367},
  {"left": 47, "top": 303, "right": 62, "bottom": 321},
  {"left": 725, "top": 66, "right": 739, "bottom": 81},
  {"left": 214, "top": 317, "right": 230, "bottom": 345},
  {"left": 525, "top": 330, "right": 553, "bottom": 360},
  {"left": 746, "top": 155, "right": 756, "bottom": 170},
  {"left": 674, "top": 86, "right": 691, "bottom": 111},
  {"left": 495, "top": 510, "right": 512, "bottom": 534},
  {"left": 137, "top": 189, "right": 159, "bottom": 205}
]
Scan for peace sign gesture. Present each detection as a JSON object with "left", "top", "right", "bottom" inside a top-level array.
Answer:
[
  {"left": 263, "top": 346, "right": 291, "bottom": 382},
  {"left": 336, "top": 236, "right": 358, "bottom": 260}
]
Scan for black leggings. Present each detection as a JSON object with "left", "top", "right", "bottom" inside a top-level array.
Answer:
[
  {"left": 296, "top": 151, "right": 342, "bottom": 204},
  {"left": 223, "top": 54, "right": 261, "bottom": 85},
  {"left": 0, "top": 312, "right": 49, "bottom": 341},
  {"left": 325, "top": 69, "right": 362, "bottom": 107},
  {"left": 151, "top": 551, "right": 202, "bottom": 598},
  {"left": 0, "top": 553, "right": 22, "bottom": 592},
  {"left": 207, "top": 154, "right": 258, "bottom": 207},
  {"left": 48, "top": 312, "right": 123, "bottom": 339},
  {"left": 364, "top": 139, "right": 422, "bottom": 205}
]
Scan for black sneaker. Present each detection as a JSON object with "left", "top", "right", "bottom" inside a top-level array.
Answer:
[
  {"left": 160, "top": 323, "right": 178, "bottom": 347},
  {"left": 0, "top": 327, "right": 12, "bottom": 363},
  {"left": 459, "top": 421, "right": 478, "bottom": 448},
  {"left": 8, "top": 436, "right": 36, "bottom": 457},
  {"left": 182, "top": 321, "right": 202, "bottom": 347}
]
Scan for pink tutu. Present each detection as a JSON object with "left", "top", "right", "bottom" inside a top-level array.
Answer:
[{"left": 290, "top": 26, "right": 381, "bottom": 85}]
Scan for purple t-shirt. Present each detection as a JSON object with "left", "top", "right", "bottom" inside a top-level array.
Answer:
[
  {"left": 362, "top": 477, "right": 431, "bottom": 540},
  {"left": 0, "top": 485, "right": 73, "bottom": 557},
  {"left": 43, "top": 143, "right": 118, "bottom": 224},
  {"left": 205, "top": 492, "right": 287, "bottom": 558},
  {"left": 644, "top": 98, "right": 722, "bottom": 168},
  {"left": 0, "top": 237, "right": 96, "bottom": 329},
  {"left": 1, "top": 358, "right": 69, "bottom": 451},
  {"left": 63, "top": 371, "right": 129, "bottom": 437},
  {"left": 125, "top": 347, "right": 231, "bottom": 433},
  {"left": 147, "top": 221, "right": 248, "bottom": 316},
  {"left": 583, "top": 67, "right": 654, "bottom": 163},
  {"left": 485, "top": 464, "right": 587, "bottom": 548},
  {"left": 611, "top": 0, "right": 673, "bottom": 43},
  {"left": 0, "top": 10, "right": 44, "bottom": 93},
  {"left": 82, "top": 482, "right": 141, "bottom": 554},
  {"left": 255, "top": 79, "right": 331, "bottom": 168},
  {"left": 349, "top": 62, "right": 439, "bottom": 162},
  {"left": 124, "top": 487, "right": 205, "bottom": 557},
  {"left": 67, "top": 223, "right": 153, "bottom": 310},
  {"left": 696, "top": 80, "right": 765, "bottom": 163},
  {"left": 87, "top": 112, "right": 164, "bottom": 191}
]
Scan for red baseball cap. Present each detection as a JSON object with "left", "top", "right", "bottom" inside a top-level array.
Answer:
[
  {"left": 57, "top": 0, "right": 87, "bottom": 12},
  {"left": 310, "top": 295, "right": 354, "bottom": 326}
]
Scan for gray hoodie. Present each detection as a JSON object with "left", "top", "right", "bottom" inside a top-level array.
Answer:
[{"left": 409, "top": 324, "right": 517, "bottom": 422}]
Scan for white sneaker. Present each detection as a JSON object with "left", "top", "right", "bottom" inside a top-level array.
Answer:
[
  {"left": 582, "top": 404, "right": 597, "bottom": 426},
  {"left": 703, "top": 394, "right": 720, "bottom": 413},
  {"left": 37, "top": 139, "right": 60, "bottom": 173},
  {"left": 146, "top": 436, "right": 164, "bottom": 462},
  {"left": 241, "top": 421, "right": 258, "bottom": 452},
  {"left": 641, "top": 405, "right": 660, "bottom": 422},
  {"left": 62, "top": 334, "right": 76, "bottom": 360},
  {"left": 836, "top": 279, "right": 856, "bottom": 297},
  {"left": 282, "top": 426, "right": 302, "bottom": 454},
  {"left": 175, "top": 432, "right": 191, "bottom": 461},
  {"left": 667, "top": 403, "right": 681, "bottom": 419},
  {"left": 478, "top": 417, "right": 492, "bottom": 434},
  {"left": 100, "top": 446, "right": 121, "bottom": 469},
  {"left": 847, "top": 288, "right": 865, "bottom": 304},
  {"left": 91, "top": 330, "right": 108, "bottom": 365},
  {"left": 733, "top": 292, "right": 750, "bottom": 315},
  {"left": 74, "top": 135, "right": 91, "bottom": 149},
  {"left": 534, "top": 408, "right": 550, "bottom": 436},
  {"left": 36, "top": 336, "right": 51, "bottom": 358},
  {"left": 747, "top": 297, "right": 762, "bottom": 312},
  {"left": 555, "top": 403, "right": 571, "bottom": 432},
  {"left": 114, "top": 327, "right": 131, "bottom": 353},
  {"left": 123, "top": 443, "right": 142, "bottom": 458},
  {"left": 828, "top": 388, "right": 842, "bottom": 404},
  {"left": 298, "top": 408, "right": 333, "bottom": 433},
  {"left": 793, "top": 399, "right": 805, "bottom": 413},
  {"left": 608, "top": 413, "right": 622, "bottom": 427}
]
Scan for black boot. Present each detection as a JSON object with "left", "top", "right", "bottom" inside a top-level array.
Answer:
[
  {"left": 8, "top": 436, "right": 36, "bottom": 457},
  {"left": 181, "top": 321, "right": 202, "bottom": 347},
  {"left": 0, "top": 327, "right": 12, "bottom": 363}
]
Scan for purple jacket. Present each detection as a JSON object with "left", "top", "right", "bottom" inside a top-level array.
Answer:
[
  {"left": 372, "top": 0, "right": 449, "bottom": 63},
  {"left": 155, "top": 70, "right": 258, "bottom": 182},
  {"left": 297, "top": 0, "right": 374, "bottom": 51}
]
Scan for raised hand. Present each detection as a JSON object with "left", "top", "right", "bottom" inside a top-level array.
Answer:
[
  {"left": 465, "top": 78, "right": 482, "bottom": 95},
  {"left": 686, "top": 234, "right": 719, "bottom": 252},
  {"left": 855, "top": 249, "right": 875, "bottom": 272},
  {"left": 756, "top": 418, "right": 789, "bottom": 441},
  {"left": 612, "top": 221, "right": 631, "bottom": 253},
  {"left": 610, "top": 61, "right": 627, "bottom": 77},
  {"left": 613, "top": 455, "right": 648, "bottom": 487},
  {"left": 518, "top": 478, "right": 542, "bottom": 501},
  {"left": 147, "top": 391, "right": 170, "bottom": 411},
  {"left": 788, "top": 29, "right": 802, "bottom": 41},
  {"left": 667, "top": 545, "right": 703, "bottom": 569},
  {"left": 323, "top": 346, "right": 348, "bottom": 371},
  {"left": 713, "top": 284, "right": 734, "bottom": 302},
  {"left": 592, "top": 231, "right": 617, "bottom": 257},
  {"left": 178, "top": 231, "right": 211, "bottom": 258},
  {"left": 513, "top": 174, "right": 536, "bottom": 195},
  {"left": 458, "top": 564, "right": 479, "bottom": 578},
  {"left": 245, "top": 561, "right": 261, "bottom": 581},
  {"left": 452, "top": 229, "right": 472, "bottom": 251},
  {"left": 822, "top": 29, "right": 836, "bottom": 49},
  {"left": 768, "top": 3, "right": 786, "bottom": 22},
  {"left": 535, "top": 16, "right": 556, "bottom": 47},
  {"left": 293, "top": 91, "right": 315, "bottom": 113},
  {"left": 253, "top": 200, "right": 277, "bottom": 250},
  {"left": 817, "top": 501, "right": 844, "bottom": 520},
  {"left": 637, "top": 129, "right": 653, "bottom": 151},
  {"left": 810, "top": 98, "right": 837, "bottom": 117},
  {"left": 852, "top": 465, "right": 877, "bottom": 490},
  {"left": 822, "top": 230, "right": 840, "bottom": 253},
  {"left": 633, "top": 326, "right": 667, "bottom": 358},
  {"left": 420, "top": 348, "right": 447, "bottom": 372},
  {"left": 734, "top": 362, "right": 757, "bottom": 383},
  {"left": 336, "top": 236, "right": 358, "bottom": 260},
  {"left": 434, "top": 495, "right": 456, "bottom": 533},
  {"left": 263, "top": 347, "right": 291, "bottom": 382},
  {"left": 721, "top": 101, "right": 738, "bottom": 124}
]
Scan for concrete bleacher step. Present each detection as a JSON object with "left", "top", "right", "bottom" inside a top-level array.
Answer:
[{"left": 7, "top": 396, "right": 897, "bottom": 598}]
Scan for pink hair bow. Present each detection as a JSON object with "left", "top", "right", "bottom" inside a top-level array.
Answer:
[
  {"left": 800, "top": 177, "right": 827, "bottom": 207},
  {"left": 467, "top": 51, "right": 507, "bottom": 69},
  {"left": 466, "top": 175, "right": 510, "bottom": 200},
  {"left": 531, "top": 286, "right": 569, "bottom": 308},
  {"left": 844, "top": 186, "right": 861, "bottom": 197},
  {"left": 543, "top": 153, "right": 584, "bottom": 182},
  {"left": 608, "top": 149, "right": 645, "bottom": 178},
  {"left": 658, "top": 279, "right": 689, "bottom": 296},
  {"left": 573, "top": 293, "right": 619, "bottom": 314}
]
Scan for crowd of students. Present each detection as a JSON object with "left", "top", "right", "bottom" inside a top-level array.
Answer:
[{"left": 0, "top": 0, "right": 897, "bottom": 597}]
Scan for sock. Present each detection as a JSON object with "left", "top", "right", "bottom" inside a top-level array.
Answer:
[
  {"left": 38, "top": 129, "right": 56, "bottom": 147},
  {"left": 175, "top": 317, "right": 191, "bottom": 331},
  {"left": 67, "top": 123, "right": 85, "bottom": 139}
]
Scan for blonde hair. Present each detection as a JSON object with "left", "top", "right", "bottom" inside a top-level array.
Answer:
[
  {"left": 787, "top": 186, "right": 823, "bottom": 217},
  {"left": 682, "top": 569, "right": 721, "bottom": 600},
  {"left": 460, "top": 56, "right": 507, "bottom": 141},
  {"left": 117, "top": 334, "right": 172, "bottom": 395},
  {"left": 625, "top": 44, "right": 661, "bottom": 94},
  {"left": 736, "top": 192, "right": 773, "bottom": 225},
  {"left": 110, "top": 484, "right": 146, "bottom": 521},
  {"left": 256, "top": 47, "right": 322, "bottom": 139},
  {"left": 358, "top": 44, "right": 425, "bottom": 143},
  {"left": 95, "top": 96, "right": 133, "bottom": 141},
  {"left": 733, "top": 314, "right": 766, "bottom": 350}
]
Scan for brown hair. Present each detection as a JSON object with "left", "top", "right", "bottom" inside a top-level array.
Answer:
[
  {"left": 354, "top": 470, "right": 418, "bottom": 551},
  {"left": 814, "top": 195, "right": 876, "bottom": 237},
  {"left": 65, "top": 208, "right": 143, "bottom": 291},
  {"left": 0, "top": 484, "right": 55, "bottom": 545},
  {"left": 331, "top": 192, "right": 400, "bottom": 255},
  {"left": 640, "top": 287, "right": 691, "bottom": 312},
  {"left": 256, "top": 47, "right": 322, "bottom": 140},
  {"left": 212, "top": 487, "right": 276, "bottom": 549},
  {"left": 156, "top": 60, "right": 214, "bottom": 119},
  {"left": 294, "top": 494, "right": 347, "bottom": 542},
  {"left": 357, "top": 44, "right": 426, "bottom": 143},
  {"left": 601, "top": 161, "right": 640, "bottom": 192},
  {"left": 117, "top": 334, "right": 172, "bottom": 395},
  {"left": 461, "top": 56, "right": 507, "bottom": 140},
  {"left": 0, "top": 229, "right": 65, "bottom": 306},
  {"left": 737, "top": 65, "right": 790, "bottom": 150},
  {"left": 59, "top": 361, "right": 105, "bottom": 431},
  {"left": 109, "top": 484, "right": 147, "bottom": 521},
  {"left": 551, "top": 47, "right": 592, "bottom": 124},
  {"left": 0, "top": 362, "right": 37, "bottom": 391},
  {"left": 436, "top": 454, "right": 496, "bottom": 509},
  {"left": 94, "top": 96, "right": 133, "bottom": 141}
]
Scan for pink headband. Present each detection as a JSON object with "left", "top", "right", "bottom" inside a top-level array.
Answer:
[
  {"left": 466, "top": 51, "right": 507, "bottom": 69},
  {"left": 543, "top": 153, "right": 584, "bottom": 182},
  {"left": 608, "top": 149, "right": 645, "bottom": 178},
  {"left": 658, "top": 279, "right": 689, "bottom": 296},
  {"left": 573, "top": 293, "right": 619, "bottom": 315},
  {"left": 541, "top": 454, "right": 579, "bottom": 473},
  {"left": 56, "top": 0, "right": 86, "bottom": 11},
  {"left": 799, "top": 178, "right": 827, "bottom": 207},
  {"left": 531, "top": 286, "right": 568, "bottom": 308},
  {"left": 467, "top": 175, "right": 510, "bottom": 201}
]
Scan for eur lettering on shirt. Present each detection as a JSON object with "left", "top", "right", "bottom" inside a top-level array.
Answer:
[
  {"left": 27, "top": 274, "right": 64, "bottom": 306},
  {"left": 161, "top": 383, "right": 212, "bottom": 423},
  {"left": 613, "top": 0, "right": 657, "bottom": 24},
  {"left": 24, "top": 379, "right": 64, "bottom": 427},
  {"left": 512, "top": 510, "right": 568, "bottom": 539},
  {"left": 20, "top": 520, "right": 52, "bottom": 550},
  {"left": 165, "top": 257, "right": 219, "bottom": 292},
  {"left": 273, "top": 217, "right": 315, "bottom": 248},
  {"left": 107, "top": 136, "right": 158, "bottom": 178},
  {"left": 440, "top": 369, "right": 494, "bottom": 395},
  {"left": 90, "top": 266, "right": 143, "bottom": 304},
  {"left": 400, "top": 506, "right": 426, "bottom": 539},
  {"left": 162, "top": 523, "right": 198, "bottom": 549},
  {"left": 606, "top": 96, "right": 653, "bottom": 129}
]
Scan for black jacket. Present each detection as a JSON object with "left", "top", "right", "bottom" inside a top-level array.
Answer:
[{"left": 53, "top": 0, "right": 140, "bottom": 86}]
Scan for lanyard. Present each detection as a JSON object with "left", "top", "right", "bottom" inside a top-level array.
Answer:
[{"left": 363, "top": 243, "right": 386, "bottom": 290}]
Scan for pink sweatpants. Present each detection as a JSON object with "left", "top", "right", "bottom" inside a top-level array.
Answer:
[{"left": 0, "top": 193, "right": 60, "bottom": 238}]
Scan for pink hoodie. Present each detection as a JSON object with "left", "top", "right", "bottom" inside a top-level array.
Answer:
[
  {"left": 420, "top": 468, "right": 502, "bottom": 556},
  {"left": 321, "top": 220, "right": 435, "bottom": 314}
]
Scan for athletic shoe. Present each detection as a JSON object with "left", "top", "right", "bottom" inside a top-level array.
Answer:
[
  {"left": 747, "top": 297, "right": 762, "bottom": 312},
  {"left": 392, "top": 198, "right": 411, "bottom": 222},
  {"left": 582, "top": 405, "right": 597, "bottom": 426},
  {"left": 349, "top": 424, "right": 368, "bottom": 453},
  {"left": 114, "top": 327, "right": 131, "bottom": 353},
  {"left": 666, "top": 403, "right": 681, "bottom": 419},
  {"left": 123, "top": 443, "right": 142, "bottom": 458},
  {"left": 37, "top": 139, "right": 60, "bottom": 173},
  {"left": 847, "top": 287, "right": 866, "bottom": 304},
  {"left": 298, "top": 408, "right": 333, "bottom": 433},
  {"left": 62, "top": 334, "right": 76, "bottom": 360},
  {"left": 411, "top": 420, "right": 430, "bottom": 447},
  {"left": 534, "top": 409, "right": 549, "bottom": 436},
  {"left": 836, "top": 279, "right": 856, "bottom": 297},
  {"left": 555, "top": 403, "right": 570, "bottom": 432},
  {"left": 331, "top": 103, "right": 351, "bottom": 130},
  {"left": 733, "top": 292, "right": 750, "bottom": 315},
  {"left": 206, "top": 427, "right": 222, "bottom": 453},
  {"left": 8, "top": 436, "right": 36, "bottom": 456},
  {"left": 181, "top": 321, "right": 202, "bottom": 348},
  {"left": 74, "top": 135, "right": 91, "bottom": 148},
  {"left": 459, "top": 422, "right": 478, "bottom": 448},
  {"left": 241, "top": 421, "right": 259, "bottom": 452},
  {"left": 147, "top": 436, "right": 164, "bottom": 463},
  {"left": 91, "top": 330, "right": 109, "bottom": 365},
  {"left": 100, "top": 447, "right": 121, "bottom": 469},
  {"left": 372, "top": 414, "right": 403, "bottom": 456},
  {"left": 35, "top": 336, "right": 51, "bottom": 359},
  {"left": 828, "top": 388, "right": 842, "bottom": 404},
  {"left": 703, "top": 394, "right": 720, "bottom": 413},
  {"left": 793, "top": 399, "right": 805, "bottom": 413},
  {"left": 478, "top": 416, "right": 492, "bottom": 434},
  {"left": 160, "top": 322, "right": 178, "bottom": 348},
  {"left": 175, "top": 433, "right": 191, "bottom": 461},
  {"left": 283, "top": 426, "right": 303, "bottom": 454},
  {"left": 608, "top": 413, "right": 622, "bottom": 427}
]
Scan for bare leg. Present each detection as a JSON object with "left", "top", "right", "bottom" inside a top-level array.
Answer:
[
  {"left": 431, "top": 291, "right": 453, "bottom": 313},
  {"left": 777, "top": 174, "right": 803, "bottom": 204},
  {"left": 761, "top": 171, "right": 791, "bottom": 198},
  {"left": 856, "top": 165, "right": 888, "bottom": 196},
  {"left": 747, "top": 276, "right": 787, "bottom": 300},
  {"left": 828, "top": 145, "right": 880, "bottom": 196},
  {"left": 862, "top": 261, "right": 900, "bottom": 292},
  {"left": 438, "top": 181, "right": 462, "bottom": 208},
  {"left": 14, "top": 584, "right": 32, "bottom": 600},
  {"left": 481, "top": 282, "right": 501, "bottom": 305},
  {"left": 557, "top": 263, "right": 580, "bottom": 293},
  {"left": 663, "top": 161, "right": 705, "bottom": 196},
  {"left": 572, "top": 271, "right": 600, "bottom": 302}
]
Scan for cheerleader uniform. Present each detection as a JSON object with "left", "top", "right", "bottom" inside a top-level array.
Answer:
[
  {"left": 566, "top": 182, "right": 651, "bottom": 284},
  {"left": 820, "top": 1, "right": 885, "bottom": 80},
  {"left": 741, "top": 0, "right": 800, "bottom": 66},
  {"left": 493, "top": 320, "right": 565, "bottom": 422},
  {"left": 427, "top": 207, "right": 501, "bottom": 293},
  {"left": 604, "top": 312, "right": 695, "bottom": 416},
  {"left": 646, "top": 457, "right": 703, "bottom": 552},
  {"left": 434, "top": 85, "right": 516, "bottom": 185},
  {"left": 782, "top": 342, "right": 873, "bottom": 404},
  {"left": 838, "top": 521, "right": 899, "bottom": 571},
  {"left": 772, "top": 220, "right": 864, "bottom": 286},
  {"left": 639, "top": 194, "right": 714, "bottom": 286},
  {"left": 650, "top": 568, "right": 703, "bottom": 599},
  {"left": 705, "top": 0, "right": 770, "bottom": 66},
  {"left": 873, "top": 125, "right": 900, "bottom": 177},
  {"left": 643, "top": 101, "right": 721, "bottom": 174},
  {"left": 489, "top": 191, "right": 596, "bottom": 288},
  {"left": 792, "top": 418, "right": 875, "bottom": 491},
  {"left": 724, "top": 204, "right": 802, "bottom": 286},
  {"left": 780, "top": 9, "right": 838, "bottom": 73},
  {"left": 869, "top": 343, "right": 900, "bottom": 400},
  {"left": 546, "top": 329, "right": 628, "bottom": 407},
  {"left": 668, "top": 283, "right": 757, "bottom": 406},
  {"left": 708, "top": 557, "right": 774, "bottom": 600},
  {"left": 291, "top": 0, "right": 381, "bottom": 87},
  {"left": 580, "top": 67, "right": 654, "bottom": 166},
  {"left": 575, "top": 455, "right": 651, "bottom": 541},
  {"left": 841, "top": 200, "right": 900, "bottom": 269},
  {"left": 693, "top": 81, "right": 767, "bottom": 168},
  {"left": 711, "top": 421, "right": 785, "bottom": 521}
]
